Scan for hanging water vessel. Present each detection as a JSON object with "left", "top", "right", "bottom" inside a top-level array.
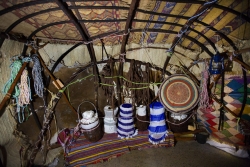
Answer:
[{"left": 209, "top": 52, "right": 224, "bottom": 75}]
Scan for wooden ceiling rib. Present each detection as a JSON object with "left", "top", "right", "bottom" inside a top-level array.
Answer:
[
  {"left": 136, "top": 9, "right": 239, "bottom": 50},
  {"left": 131, "top": 28, "right": 213, "bottom": 57},
  {"left": 27, "top": 21, "right": 71, "bottom": 40},
  {"left": 54, "top": 0, "right": 98, "bottom": 63},
  {"left": 163, "top": 0, "right": 217, "bottom": 72},
  {"left": 0, "top": 0, "right": 249, "bottom": 54},
  {"left": 5, "top": 8, "right": 60, "bottom": 33},
  {"left": 121, "top": 0, "right": 140, "bottom": 53},
  {"left": 78, "top": 19, "right": 127, "bottom": 23},
  {"left": 68, "top": 6, "right": 129, "bottom": 10},
  {"left": 133, "top": 19, "right": 216, "bottom": 51},
  {"left": 0, "top": 0, "right": 54, "bottom": 16}
]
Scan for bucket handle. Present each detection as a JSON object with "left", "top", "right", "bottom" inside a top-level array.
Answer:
[{"left": 77, "top": 101, "right": 97, "bottom": 121}]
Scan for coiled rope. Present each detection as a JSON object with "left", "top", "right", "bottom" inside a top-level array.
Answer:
[
  {"left": 18, "top": 69, "right": 32, "bottom": 123},
  {"left": 2, "top": 60, "right": 25, "bottom": 123},
  {"left": 32, "top": 54, "right": 44, "bottom": 98},
  {"left": 2, "top": 60, "right": 22, "bottom": 97}
]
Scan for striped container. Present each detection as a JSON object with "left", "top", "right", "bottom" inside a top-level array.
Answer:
[
  {"left": 148, "top": 102, "right": 168, "bottom": 144},
  {"left": 117, "top": 103, "right": 138, "bottom": 139}
]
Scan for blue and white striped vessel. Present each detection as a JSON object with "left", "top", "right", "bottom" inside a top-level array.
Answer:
[
  {"left": 148, "top": 102, "right": 168, "bottom": 144},
  {"left": 117, "top": 103, "right": 138, "bottom": 139}
]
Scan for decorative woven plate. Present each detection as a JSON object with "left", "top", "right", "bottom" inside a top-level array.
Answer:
[{"left": 159, "top": 74, "right": 199, "bottom": 114}]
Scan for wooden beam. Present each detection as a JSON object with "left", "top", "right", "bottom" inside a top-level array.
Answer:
[
  {"left": 68, "top": 6, "right": 129, "bottom": 10},
  {"left": 136, "top": 9, "right": 238, "bottom": 50},
  {"left": 6, "top": 8, "right": 60, "bottom": 34},
  {"left": 0, "top": 7, "right": 60, "bottom": 52},
  {"left": 36, "top": 54, "right": 77, "bottom": 114},
  {"left": 0, "top": 32, "right": 27, "bottom": 44},
  {"left": 133, "top": 19, "right": 216, "bottom": 51},
  {"left": 121, "top": 0, "right": 140, "bottom": 53},
  {"left": 131, "top": 29, "right": 214, "bottom": 57},
  {"left": 55, "top": 0, "right": 99, "bottom": 110},
  {"left": 163, "top": 0, "right": 217, "bottom": 75},
  {"left": 27, "top": 21, "right": 71, "bottom": 40},
  {"left": 55, "top": 0, "right": 89, "bottom": 41},
  {"left": 117, "top": 0, "right": 140, "bottom": 105},
  {"left": 211, "top": 94, "right": 238, "bottom": 118},
  {"left": 78, "top": 19, "right": 127, "bottom": 23},
  {"left": 0, "top": 0, "right": 53, "bottom": 16}
]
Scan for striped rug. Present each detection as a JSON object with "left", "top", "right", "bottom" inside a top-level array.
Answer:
[{"left": 65, "top": 131, "right": 174, "bottom": 166}]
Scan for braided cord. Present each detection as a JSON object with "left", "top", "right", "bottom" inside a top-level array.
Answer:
[{"left": 32, "top": 54, "right": 44, "bottom": 97}]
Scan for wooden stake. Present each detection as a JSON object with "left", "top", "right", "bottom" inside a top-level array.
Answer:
[{"left": 36, "top": 54, "right": 77, "bottom": 114}]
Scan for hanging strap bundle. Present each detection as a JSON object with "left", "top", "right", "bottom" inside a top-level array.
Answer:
[{"left": 31, "top": 54, "right": 44, "bottom": 98}]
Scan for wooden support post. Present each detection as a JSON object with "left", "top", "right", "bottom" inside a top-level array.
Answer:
[
  {"left": 211, "top": 94, "right": 237, "bottom": 118},
  {"left": 218, "top": 66, "right": 225, "bottom": 131},
  {"left": 36, "top": 54, "right": 77, "bottom": 114}
]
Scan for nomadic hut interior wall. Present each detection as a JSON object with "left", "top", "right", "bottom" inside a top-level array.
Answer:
[{"left": 0, "top": 0, "right": 250, "bottom": 166}]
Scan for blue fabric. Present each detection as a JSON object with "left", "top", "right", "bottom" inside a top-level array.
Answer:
[
  {"left": 121, "top": 103, "right": 132, "bottom": 108},
  {"left": 149, "top": 102, "right": 164, "bottom": 109},
  {"left": 117, "top": 126, "right": 135, "bottom": 132},
  {"left": 148, "top": 125, "right": 167, "bottom": 132},
  {"left": 227, "top": 80, "right": 243, "bottom": 90},
  {"left": 148, "top": 134, "right": 166, "bottom": 143},
  {"left": 117, "top": 120, "right": 134, "bottom": 126},
  {"left": 120, "top": 109, "right": 132, "bottom": 114},
  {"left": 150, "top": 113, "right": 166, "bottom": 121},
  {"left": 118, "top": 116, "right": 133, "bottom": 120}
]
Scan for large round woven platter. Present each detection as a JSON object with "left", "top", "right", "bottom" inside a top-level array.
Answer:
[{"left": 159, "top": 74, "right": 199, "bottom": 114}]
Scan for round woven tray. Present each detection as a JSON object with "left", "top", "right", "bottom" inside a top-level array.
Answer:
[{"left": 159, "top": 74, "right": 199, "bottom": 114}]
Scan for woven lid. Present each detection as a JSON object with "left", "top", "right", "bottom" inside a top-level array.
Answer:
[{"left": 159, "top": 74, "right": 199, "bottom": 114}]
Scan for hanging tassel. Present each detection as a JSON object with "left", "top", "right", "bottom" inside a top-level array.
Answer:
[
  {"left": 18, "top": 69, "right": 31, "bottom": 106},
  {"left": 199, "top": 62, "right": 209, "bottom": 108},
  {"left": 17, "top": 69, "right": 32, "bottom": 123},
  {"left": 32, "top": 54, "right": 44, "bottom": 97}
]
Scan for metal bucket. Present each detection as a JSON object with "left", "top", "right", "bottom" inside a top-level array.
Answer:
[{"left": 78, "top": 101, "right": 103, "bottom": 142}]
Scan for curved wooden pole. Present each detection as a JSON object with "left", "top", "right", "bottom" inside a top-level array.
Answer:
[{"left": 36, "top": 53, "right": 77, "bottom": 114}]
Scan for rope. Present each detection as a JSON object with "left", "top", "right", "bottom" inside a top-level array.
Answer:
[
  {"left": 32, "top": 54, "right": 44, "bottom": 98},
  {"left": 2, "top": 60, "right": 22, "bottom": 97},
  {"left": 59, "top": 74, "right": 95, "bottom": 93},
  {"left": 59, "top": 74, "right": 162, "bottom": 93}
]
